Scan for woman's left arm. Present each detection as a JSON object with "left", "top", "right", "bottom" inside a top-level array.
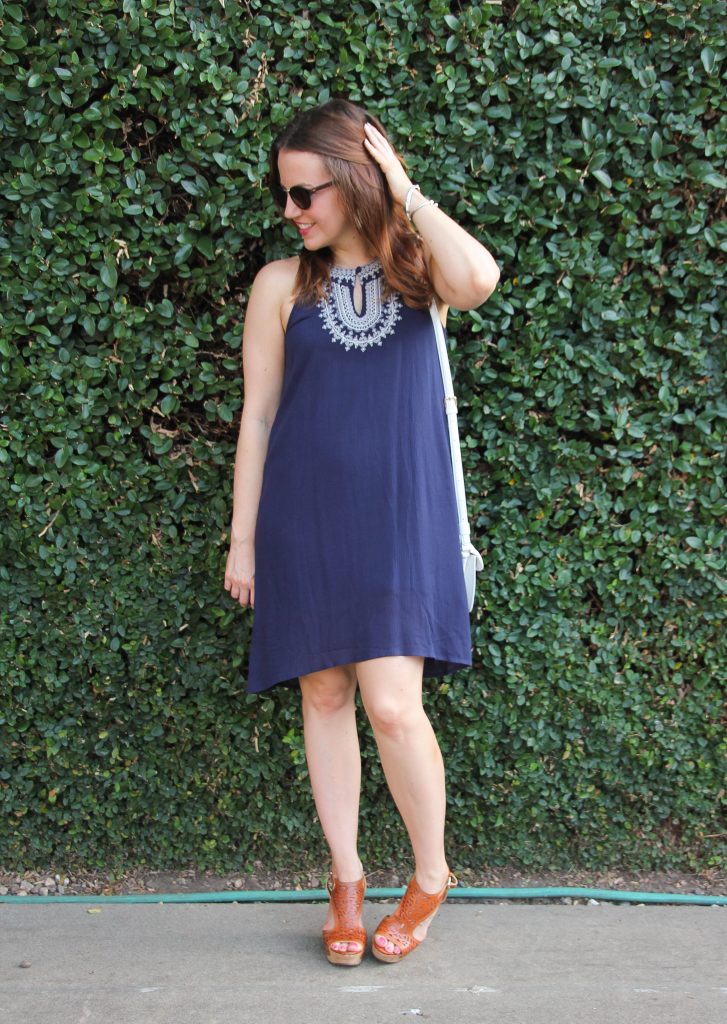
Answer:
[{"left": 364, "top": 122, "right": 500, "bottom": 310}]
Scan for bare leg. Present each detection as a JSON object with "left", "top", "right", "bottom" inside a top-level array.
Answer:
[
  {"left": 356, "top": 655, "right": 450, "bottom": 956},
  {"left": 299, "top": 663, "right": 363, "bottom": 955}
]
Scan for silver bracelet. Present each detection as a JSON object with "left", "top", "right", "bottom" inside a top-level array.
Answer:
[
  {"left": 404, "top": 184, "right": 421, "bottom": 220},
  {"left": 410, "top": 199, "right": 439, "bottom": 228}
]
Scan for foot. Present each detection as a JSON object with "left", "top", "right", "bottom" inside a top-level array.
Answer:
[
  {"left": 323, "top": 869, "right": 367, "bottom": 964},
  {"left": 325, "top": 902, "right": 365, "bottom": 955},
  {"left": 373, "top": 869, "right": 455, "bottom": 961},
  {"left": 373, "top": 910, "right": 435, "bottom": 956}
]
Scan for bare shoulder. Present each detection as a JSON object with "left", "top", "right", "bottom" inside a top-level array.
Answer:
[
  {"left": 251, "top": 257, "right": 298, "bottom": 302},
  {"left": 253, "top": 256, "right": 299, "bottom": 290},
  {"left": 250, "top": 257, "right": 299, "bottom": 331}
]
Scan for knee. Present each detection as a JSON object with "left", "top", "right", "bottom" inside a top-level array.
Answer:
[
  {"left": 364, "top": 696, "right": 421, "bottom": 740},
  {"left": 300, "top": 666, "right": 356, "bottom": 718}
]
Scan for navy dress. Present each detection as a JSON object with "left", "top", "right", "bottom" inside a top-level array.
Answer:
[{"left": 246, "top": 258, "right": 472, "bottom": 694}]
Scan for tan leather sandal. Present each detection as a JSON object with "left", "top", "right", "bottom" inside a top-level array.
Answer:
[
  {"left": 322, "top": 873, "right": 367, "bottom": 966},
  {"left": 372, "top": 871, "right": 457, "bottom": 963}
]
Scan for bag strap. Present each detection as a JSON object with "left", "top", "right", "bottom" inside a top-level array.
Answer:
[{"left": 428, "top": 301, "right": 473, "bottom": 556}]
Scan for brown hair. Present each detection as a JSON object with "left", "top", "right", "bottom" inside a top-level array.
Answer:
[{"left": 268, "top": 98, "right": 434, "bottom": 309}]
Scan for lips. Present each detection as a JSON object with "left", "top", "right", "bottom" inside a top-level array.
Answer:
[{"left": 296, "top": 222, "right": 314, "bottom": 237}]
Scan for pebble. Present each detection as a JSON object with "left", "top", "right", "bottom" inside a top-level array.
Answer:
[
  {"left": 19, "top": 961, "right": 32, "bottom": 969},
  {"left": 0, "top": 873, "right": 74, "bottom": 898}
]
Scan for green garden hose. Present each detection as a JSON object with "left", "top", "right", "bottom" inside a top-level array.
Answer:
[{"left": 1, "top": 886, "right": 725, "bottom": 906}]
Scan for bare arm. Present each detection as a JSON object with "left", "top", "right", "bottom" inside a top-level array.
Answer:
[
  {"left": 363, "top": 122, "right": 500, "bottom": 312},
  {"left": 224, "top": 260, "right": 293, "bottom": 607}
]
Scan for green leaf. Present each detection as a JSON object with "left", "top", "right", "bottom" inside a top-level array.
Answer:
[
  {"left": 54, "top": 446, "right": 71, "bottom": 469},
  {"left": 700, "top": 47, "right": 715, "bottom": 74},
  {"left": 195, "top": 236, "right": 216, "bottom": 260},
  {"left": 100, "top": 261, "right": 117, "bottom": 289}
]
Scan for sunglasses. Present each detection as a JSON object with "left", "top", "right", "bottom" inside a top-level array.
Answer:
[{"left": 272, "top": 179, "right": 335, "bottom": 210}]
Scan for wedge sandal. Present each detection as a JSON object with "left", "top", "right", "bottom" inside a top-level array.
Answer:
[
  {"left": 372, "top": 871, "right": 457, "bottom": 964},
  {"left": 322, "top": 873, "right": 367, "bottom": 966}
]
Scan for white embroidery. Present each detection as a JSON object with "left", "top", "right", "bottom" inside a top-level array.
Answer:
[{"left": 318, "top": 259, "right": 402, "bottom": 352}]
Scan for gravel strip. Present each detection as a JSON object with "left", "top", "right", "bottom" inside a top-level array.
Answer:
[{"left": 1, "top": 863, "right": 725, "bottom": 901}]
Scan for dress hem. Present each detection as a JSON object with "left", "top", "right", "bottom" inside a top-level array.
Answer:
[{"left": 246, "top": 642, "right": 471, "bottom": 695}]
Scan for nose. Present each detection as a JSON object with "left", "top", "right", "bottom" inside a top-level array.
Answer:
[{"left": 284, "top": 194, "right": 301, "bottom": 219}]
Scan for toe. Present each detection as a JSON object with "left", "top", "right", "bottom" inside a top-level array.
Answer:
[
  {"left": 375, "top": 935, "right": 398, "bottom": 955},
  {"left": 331, "top": 939, "right": 362, "bottom": 954}
]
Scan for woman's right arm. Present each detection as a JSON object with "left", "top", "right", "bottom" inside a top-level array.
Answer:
[{"left": 224, "top": 261, "right": 293, "bottom": 607}]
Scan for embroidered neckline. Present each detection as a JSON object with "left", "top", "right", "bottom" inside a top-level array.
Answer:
[
  {"left": 329, "top": 258, "right": 383, "bottom": 282},
  {"left": 319, "top": 259, "right": 401, "bottom": 352}
]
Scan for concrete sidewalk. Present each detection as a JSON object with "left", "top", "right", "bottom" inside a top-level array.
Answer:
[{"left": 1, "top": 902, "right": 725, "bottom": 1024}]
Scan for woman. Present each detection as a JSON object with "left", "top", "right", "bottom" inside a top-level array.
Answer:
[{"left": 224, "top": 99, "right": 499, "bottom": 966}]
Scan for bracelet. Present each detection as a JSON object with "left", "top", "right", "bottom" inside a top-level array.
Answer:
[
  {"left": 404, "top": 184, "right": 421, "bottom": 220},
  {"left": 410, "top": 199, "right": 439, "bottom": 228}
]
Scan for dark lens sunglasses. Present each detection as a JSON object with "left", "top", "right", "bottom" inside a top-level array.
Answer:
[{"left": 272, "top": 180, "right": 335, "bottom": 210}]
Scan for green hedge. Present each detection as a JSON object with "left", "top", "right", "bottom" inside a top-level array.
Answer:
[{"left": 1, "top": 0, "right": 724, "bottom": 873}]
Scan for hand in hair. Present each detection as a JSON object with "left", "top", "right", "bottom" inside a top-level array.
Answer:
[{"left": 363, "top": 122, "right": 413, "bottom": 208}]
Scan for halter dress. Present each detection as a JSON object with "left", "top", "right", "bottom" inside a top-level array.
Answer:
[{"left": 246, "top": 257, "right": 472, "bottom": 694}]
